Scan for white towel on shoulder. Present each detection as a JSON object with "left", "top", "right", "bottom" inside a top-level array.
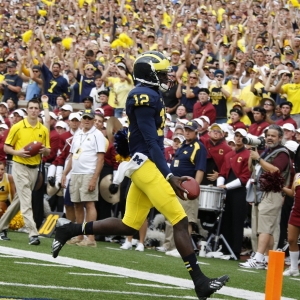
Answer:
[{"left": 113, "top": 153, "right": 148, "bottom": 185}]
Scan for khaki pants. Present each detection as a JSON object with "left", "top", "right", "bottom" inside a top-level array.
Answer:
[
  {"left": 0, "top": 197, "right": 20, "bottom": 231},
  {"left": 12, "top": 162, "right": 39, "bottom": 238}
]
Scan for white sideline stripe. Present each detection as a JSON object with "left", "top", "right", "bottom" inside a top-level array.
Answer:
[
  {"left": 290, "top": 278, "right": 300, "bottom": 281},
  {"left": 105, "top": 247, "right": 122, "bottom": 251},
  {"left": 0, "top": 254, "right": 23, "bottom": 258},
  {"left": 0, "top": 282, "right": 197, "bottom": 299},
  {"left": 14, "top": 262, "right": 72, "bottom": 267},
  {"left": 0, "top": 246, "right": 296, "bottom": 300},
  {"left": 69, "top": 272, "right": 126, "bottom": 278},
  {"left": 127, "top": 283, "right": 189, "bottom": 290},
  {"left": 146, "top": 254, "right": 164, "bottom": 258},
  {"left": 237, "top": 269, "right": 259, "bottom": 274}
]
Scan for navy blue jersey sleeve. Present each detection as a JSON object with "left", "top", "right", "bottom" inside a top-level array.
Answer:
[
  {"left": 134, "top": 106, "right": 171, "bottom": 178},
  {"left": 194, "top": 141, "right": 207, "bottom": 172}
]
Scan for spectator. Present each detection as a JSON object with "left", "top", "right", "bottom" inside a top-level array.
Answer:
[
  {"left": 193, "top": 88, "right": 216, "bottom": 123},
  {"left": 248, "top": 107, "right": 269, "bottom": 136},
  {"left": 97, "top": 90, "right": 114, "bottom": 118},
  {"left": 276, "top": 101, "right": 298, "bottom": 129},
  {"left": 61, "top": 109, "right": 106, "bottom": 247},
  {"left": 0, "top": 61, "right": 23, "bottom": 107},
  {"left": 39, "top": 61, "right": 70, "bottom": 106}
]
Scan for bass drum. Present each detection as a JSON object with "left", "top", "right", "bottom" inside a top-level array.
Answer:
[{"left": 198, "top": 185, "right": 225, "bottom": 211}]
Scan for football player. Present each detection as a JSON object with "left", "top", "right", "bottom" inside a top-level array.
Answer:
[{"left": 51, "top": 51, "right": 229, "bottom": 299}]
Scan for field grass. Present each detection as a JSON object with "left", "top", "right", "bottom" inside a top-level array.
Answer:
[{"left": 0, "top": 231, "right": 298, "bottom": 300}]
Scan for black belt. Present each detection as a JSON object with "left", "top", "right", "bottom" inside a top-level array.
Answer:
[{"left": 16, "top": 162, "right": 39, "bottom": 169}]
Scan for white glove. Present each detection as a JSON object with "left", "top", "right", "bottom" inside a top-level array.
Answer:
[
  {"left": 55, "top": 166, "right": 64, "bottom": 189},
  {"left": 47, "top": 164, "right": 56, "bottom": 178}
]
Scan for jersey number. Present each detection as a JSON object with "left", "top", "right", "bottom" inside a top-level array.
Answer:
[
  {"left": 134, "top": 94, "right": 149, "bottom": 106},
  {"left": 48, "top": 80, "right": 57, "bottom": 93}
]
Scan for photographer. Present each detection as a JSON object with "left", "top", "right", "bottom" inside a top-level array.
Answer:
[{"left": 240, "top": 125, "right": 290, "bottom": 269}]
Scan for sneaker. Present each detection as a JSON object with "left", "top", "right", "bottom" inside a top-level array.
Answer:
[
  {"left": 135, "top": 242, "right": 144, "bottom": 252},
  {"left": 29, "top": 236, "right": 40, "bottom": 245},
  {"left": 120, "top": 240, "right": 132, "bottom": 250},
  {"left": 51, "top": 218, "right": 73, "bottom": 258},
  {"left": 76, "top": 239, "right": 97, "bottom": 247},
  {"left": 132, "top": 238, "right": 138, "bottom": 246},
  {"left": 156, "top": 246, "right": 167, "bottom": 252},
  {"left": 195, "top": 275, "right": 230, "bottom": 300},
  {"left": 165, "top": 249, "right": 181, "bottom": 258},
  {"left": 0, "top": 230, "right": 10, "bottom": 241},
  {"left": 66, "top": 237, "right": 83, "bottom": 245},
  {"left": 283, "top": 267, "right": 300, "bottom": 277},
  {"left": 239, "top": 258, "right": 266, "bottom": 269}
]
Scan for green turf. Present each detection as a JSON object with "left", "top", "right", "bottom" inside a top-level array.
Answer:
[{"left": 0, "top": 231, "right": 298, "bottom": 300}]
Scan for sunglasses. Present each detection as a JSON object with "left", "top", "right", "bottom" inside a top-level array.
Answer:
[
  {"left": 216, "top": 75, "right": 224, "bottom": 78},
  {"left": 264, "top": 103, "right": 273, "bottom": 106},
  {"left": 33, "top": 70, "right": 39, "bottom": 73},
  {"left": 82, "top": 116, "right": 93, "bottom": 120},
  {"left": 85, "top": 68, "right": 94, "bottom": 71},
  {"left": 232, "top": 77, "right": 238, "bottom": 80},
  {"left": 195, "top": 57, "right": 202, "bottom": 59},
  {"left": 190, "top": 76, "right": 197, "bottom": 79}
]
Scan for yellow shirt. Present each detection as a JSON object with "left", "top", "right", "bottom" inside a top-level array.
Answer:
[
  {"left": 107, "top": 75, "right": 134, "bottom": 108},
  {"left": 240, "top": 83, "right": 263, "bottom": 108},
  {"left": 5, "top": 118, "right": 50, "bottom": 165},
  {"left": 281, "top": 83, "right": 300, "bottom": 114},
  {"left": 0, "top": 173, "right": 10, "bottom": 201}
]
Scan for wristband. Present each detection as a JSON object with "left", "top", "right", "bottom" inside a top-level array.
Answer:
[
  {"left": 42, "top": 103, "right": 49, "bottom": 109},
  {"left": 166, "top": 173, "right": 174, "bottom": 181}
]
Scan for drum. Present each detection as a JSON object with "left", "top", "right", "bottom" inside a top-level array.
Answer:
[{"left": 199, "top": 186, "right": 225, "bottom": 211}]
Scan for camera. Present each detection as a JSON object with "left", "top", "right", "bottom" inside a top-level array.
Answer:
[{"left": 242, "top": 136, "right": 265, "bottom": 150}]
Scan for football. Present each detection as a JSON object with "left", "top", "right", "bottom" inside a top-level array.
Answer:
[
  {"left": 24, "top": 141, "right": 43, "bottom": 157},
  {"left": 179, "top": 177, "right": 200, "bottom": 200}
]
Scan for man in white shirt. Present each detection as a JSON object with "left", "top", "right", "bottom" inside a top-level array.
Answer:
[{"left": 61, "top": 109, "right": 107, "bottom": 247}]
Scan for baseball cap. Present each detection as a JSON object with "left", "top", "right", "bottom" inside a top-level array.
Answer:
[
  {"left": 166, "top": 113, "right": 172, "bottom": 120},
  {"left": 98, "top": 90, "right": 109, "bottom": 97},
  {"left": 117, "top": 62, "right": 126, "bottom": 70},
  {"left": 60, "top": 104, "right": 73, "bottom": 112},
  {"left": 95, "top": 107, "right": 104, "bottom": 115},
  {"left": 193, "top": 118, "right": 204, "bottom": 127},
  {"left": 198, "top": 88, "right": 210, "bottom": 94},
  {"left": 278, "top": 69, "right": 291, "bottom": 76},
  {"left": 82, "top": 109, "right": 95, "bottom": 119},
  {"left": 209, "top": 123, "right": 223, "bottom": 132},
  {"left": 230, "top": 108, "right": 243, "bottom": 117},
  {"left": 285, "top": 140, "right": 299, "bottom": 153},
  {"left": 7, "top": 61, "right": 17, "bottom": 68},
  {"left": 279, "top": 101, "right": 293, "bottom": 109},
  {"left": 282, "top": 123, "right": 295, "bottom": 132},
  {"left": 0, "top": 123, "right": 8, "bottom": 130},
  {"left": 82, "top": 96, "right": 93, "bottom": 102},
  {"left": 214, "top": 69, "right": 224, "bottom": 77},
  {"left": 49, "top": 112, "right": 58, "bottom": 120},
  {"left": 13, "top": 109, "right": 25, "bottom": 117},
  {"left": 0, "top": 102, "right": 8, "bottom": 109},
  {"left": 184, "top": 121, "right": 198, "bottom": 131},
  {"left": 199, "top": 115, "right": 210, "bottom": 124},
  {"left": 84, "top": 64, "right": 94, "bottom": 70},
  {"left": 69, "top": 112, "right": 81, "bottom": 121},
  {"left": 172, "top": 134, "right": 185, "bottom": 143},
  {"left": 171, "top": 49, "right": 180, "bottom": 55},
  {"left": 234, "top": 128, "right": 248, "bottom": 137},
  {"left": 55, "top": 121, "right": 68, "bottom": 129}
]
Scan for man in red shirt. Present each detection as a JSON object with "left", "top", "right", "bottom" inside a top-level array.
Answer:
[
  {"left": 276, "top": 101, "right": 298, "bottom": 129},
  {"left": 193, "top": 88, "right": 216, "bottom": 123},
  {"left": 248, "top": 107, "right": 269, "bottom": 136}
]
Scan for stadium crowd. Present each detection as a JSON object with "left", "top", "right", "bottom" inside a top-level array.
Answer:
[{"left": 0, "top": 0, "right": 299, "bottom": 278}]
